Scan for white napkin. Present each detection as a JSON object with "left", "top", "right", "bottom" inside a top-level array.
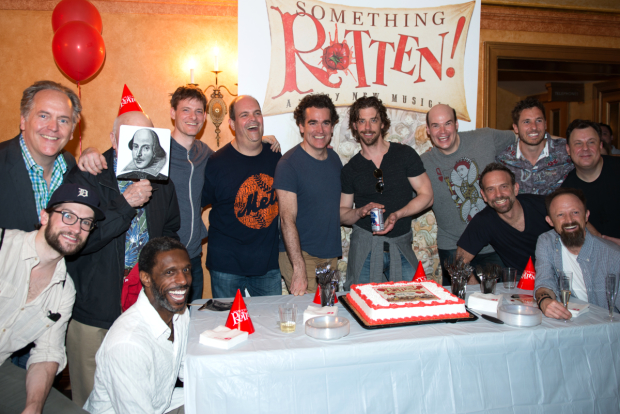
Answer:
[
  {"left": 567, "top": 302, "right": 589, "bottom": 318},
  {"left": 303, "top": 305, "right": 338, "bottom": 325},
  {"left": 199, "top": 325, "right": 248, "bottom": 349},
  {"left": 467, "top": 292, "right": 502, "bottom": 313}
]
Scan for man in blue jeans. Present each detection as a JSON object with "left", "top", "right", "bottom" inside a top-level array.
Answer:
[
  {"left": 340, "top": 97, "right": 433, "bottom": 289},
  {"left": 201, "top": 96, "right": 282, "bottom": 298}
]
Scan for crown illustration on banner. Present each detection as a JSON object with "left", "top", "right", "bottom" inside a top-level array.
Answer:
[
  {"left": 224, "top": 289, "right": 255, "bottom": 334},
  {"left": 412, "top": 261, "right": 427, "bottom": 282},
  {"left": 517, "top": 257, "right": 536, "bottom": 291},
  {"left": 117, "top": 84, "right": 144, "bottom": 116}
]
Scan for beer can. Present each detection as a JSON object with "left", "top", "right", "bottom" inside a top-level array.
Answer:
[{"left": 370, "top": 208, "right": 384, "bottom": 231}]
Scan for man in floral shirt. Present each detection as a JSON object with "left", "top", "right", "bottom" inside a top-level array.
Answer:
[
  {"left": 496, "top": 97, "right": 573, "bottom": 195},
  {"left": 63, "top": 88, "right": 180, "bottom": 406}
]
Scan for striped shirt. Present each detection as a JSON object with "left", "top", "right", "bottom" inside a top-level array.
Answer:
[{"left": 19, "top": 135, "right": 67, "bottom": 218}]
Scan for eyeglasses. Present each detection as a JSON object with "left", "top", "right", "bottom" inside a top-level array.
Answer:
[
  {"left": 52, "top": 210, "right": 96, "bottom": 232},
  {"left": 374, "top": 169, "right": 384, "bottom": 194}
]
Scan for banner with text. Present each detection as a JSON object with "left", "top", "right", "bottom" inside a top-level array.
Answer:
[{"left": 263, "top": 0, "right": 475, "bottom": 121}]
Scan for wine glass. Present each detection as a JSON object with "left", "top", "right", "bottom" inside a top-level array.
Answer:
[
  {"left": 558, "top": 271, "right": 572, "bottom": 322},
  {"left": 606, "top": 274, "right": 618, "bottom": 322}
]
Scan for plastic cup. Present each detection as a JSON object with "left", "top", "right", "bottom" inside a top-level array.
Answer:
[
  {"left": 503, "top": 268, "right": 517, "bottom": 290},
  {"left": 279, "top": 304, "right": 297, "bottom": 333}
]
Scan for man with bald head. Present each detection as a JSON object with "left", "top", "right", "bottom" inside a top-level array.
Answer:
[
  {"left": 201, "top": 95, "right": 282, "bottom": 298},
  {"left": 421, "top": 104, "right": 516, "bottom": 285},
  {"left": 63, "top": 94, "right": 181, "bottom": 405}
]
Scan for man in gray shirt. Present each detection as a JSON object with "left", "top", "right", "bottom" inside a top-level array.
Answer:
[{"left": 421, "top": 104, "right": 515, "bottom": 285}]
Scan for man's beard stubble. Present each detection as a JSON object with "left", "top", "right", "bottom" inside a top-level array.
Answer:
[
  {"left": 45, "top": 225, "right": 86, "bottom": 256},
  {"left": 149, "top": 280, "right": 190, "bottom": 314}
]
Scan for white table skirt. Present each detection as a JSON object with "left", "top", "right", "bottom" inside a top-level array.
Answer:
[{"left": 184, "top": 287, "right": 620, "bottom": 414}]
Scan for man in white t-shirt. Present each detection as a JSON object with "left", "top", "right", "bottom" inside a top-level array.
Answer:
[{"left": 534, "top": 188, "right": 620, "bottom": 320}]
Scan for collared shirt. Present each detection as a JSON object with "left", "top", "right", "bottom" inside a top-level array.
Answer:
[
  {"left": 534, "top": 228, "right": 620, "bottom": 310},
  {"left": 113, "top": 156, "right": 149, "bottom": 269},
  {"left": 0, "top": 230, "right": 75, "bottom": 373},
  {"left": 19, "top": 135, "right": 68, "bottom": 217},
  {"left": 496, "top": 134, "right": 573, "bottom": 195},
  {"left": 84, "top": 289, "right": 189, "bottom": 414}
]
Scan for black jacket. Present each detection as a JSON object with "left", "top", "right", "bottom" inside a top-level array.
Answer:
[
  {"left": 0, "top": 134, "right": 76, "bottom": 231},
  {"left": 65, "top": 148, "right": 180, "bottom": 329}
]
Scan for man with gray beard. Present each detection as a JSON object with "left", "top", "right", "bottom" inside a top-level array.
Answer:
[{"left": 534, "top": 188, "right": 620, "bottom": 320}]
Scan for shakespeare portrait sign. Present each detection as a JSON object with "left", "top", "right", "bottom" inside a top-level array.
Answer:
[{"left": 263, "top": 0, "right": 475, "bottom": 121}]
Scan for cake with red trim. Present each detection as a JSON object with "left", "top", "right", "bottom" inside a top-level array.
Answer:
[{"left": 347, "top": 280, "right": 468, "bottom": 325}]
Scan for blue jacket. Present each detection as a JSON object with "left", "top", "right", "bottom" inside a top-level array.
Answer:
[{"left": 534, "top": 228, "right": 620, "bottom": 310}]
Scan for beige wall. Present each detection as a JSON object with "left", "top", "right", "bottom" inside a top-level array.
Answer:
[
  {"left": 496, "top": 87, "right": 520, "bottom": 131},
  {"left": 0, "top": 10, "right": 238, "bottom": 154}
]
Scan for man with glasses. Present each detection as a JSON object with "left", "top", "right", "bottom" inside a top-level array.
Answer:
[
  {"left": 340, "top": 96, "right": 433, "bottom": 289},
  {"left": 275, "top": 94, "right": 343, "bottom": 295},
  {"left": 0, "top": 183, "right": 103, "bottom": 414},
  {"left": 63, "top": 96, "right": 181, "bottom": 406}
]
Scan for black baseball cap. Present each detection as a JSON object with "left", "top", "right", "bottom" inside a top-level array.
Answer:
[{"left": 47, "top": 183, "right": 105, "bottom": 221}]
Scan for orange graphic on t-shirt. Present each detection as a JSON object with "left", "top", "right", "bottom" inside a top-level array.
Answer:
[{"left": 234, "top": 173, "right": 278, "bottom": 229}]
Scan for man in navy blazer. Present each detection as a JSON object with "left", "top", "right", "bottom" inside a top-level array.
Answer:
[{"left": 0, "top": 80, "right": 81, "bottom": 232}]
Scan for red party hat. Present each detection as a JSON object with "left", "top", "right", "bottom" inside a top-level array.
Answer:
[
  {"left": 312, "top": 286, "right": 338, "bottom": 304},
  {"left": 224, "top": 289, "right": 255, "bottom": 334},
  {"left": 412, "top": 261, "right": 427, "bottom": 282},
  {"left": 517, "top": 257, "right": 536, "bottom": 290},
  {"left": 117, "top": 84, "right": 144, "bottom": 116}
]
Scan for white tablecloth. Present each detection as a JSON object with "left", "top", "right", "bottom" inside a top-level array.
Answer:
[{"left": 184, "top": 287, "right": 620, "bottom": 414}]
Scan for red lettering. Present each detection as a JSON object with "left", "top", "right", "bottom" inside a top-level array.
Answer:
[
  {"left": 369, "top": 40, "right": 394, "bottom": 86},
  {"left": 390, "top": 34, "right": 418, "bottom": 76},
  {"left": 271, "top": 7, "right": 342, "bottom": 98},
  {"left": 344, "top": 30, "right": 371, "bottom": 88},
  {"left": 415, "top": 32, "right": 448, "bottom": 83}
]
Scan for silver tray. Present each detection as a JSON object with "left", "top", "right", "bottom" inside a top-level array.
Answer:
[
  {"left": 497, "top": 304, "right": 542, "bottom": 327},
  {"left": 305, "top": 316, "right": 350, "bottom": 340}
]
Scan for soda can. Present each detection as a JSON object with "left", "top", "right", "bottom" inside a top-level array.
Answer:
[{"left": 370, "top": 208, "right": 384, "bottom": 231}]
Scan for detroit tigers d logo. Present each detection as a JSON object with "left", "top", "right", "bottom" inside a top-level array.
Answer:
[{"left": 234, "top": 174, "right": 278, "bottom": 229}]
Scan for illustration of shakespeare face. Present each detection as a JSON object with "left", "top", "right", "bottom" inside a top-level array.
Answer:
[{"left": 130, "top": 129, "right": 164, "bottom": 169}]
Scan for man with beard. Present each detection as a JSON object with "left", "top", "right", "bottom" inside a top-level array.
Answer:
[
  {"left": 201, "top": 96, "right": 282, "bottom": 298},
  {"left": 340, "top": 96, "right": 433, "bottom": 288},
  {"left": 118, "top": 128, "right": 168, "bottom": 180},
  {"left": 63, "top": 89, "right": 181, "bottom": 406},
  {"left": 275, "top": 94, "right": 343, "bottom": 295},
  {"left": 85, "top": 237, "right": 191, "bottom": 414},
  {"left": 0, "top": 183, "right": 103, "bottom": 414},
  {"left": 534, "top": 188, "right": 620, "bottom": 320},
  {"left": 456, "top": 163, "right": 550, "bottom": 276},
  {"left": 496, "top": 97, "right": 573, "bottom": 195},
  {"left": 561, "top": 119, "right": 620, "bottom": 244},
  {"left": 421, "top": 104, "right": 514, "bottom": 285}
]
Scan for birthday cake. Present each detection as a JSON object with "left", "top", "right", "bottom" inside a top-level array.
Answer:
[{"left": 347, "top": 280, "right": 469, "bottom": 325}]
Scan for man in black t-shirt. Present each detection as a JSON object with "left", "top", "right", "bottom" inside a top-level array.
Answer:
[
  {"left": 561, "top": 119, "right": 620, "bottom": 245},
  {"left": 340, "top": 97, "right": 433, "bottom": 289},
  {"left": 201, "top": 96, "right": 282, "bottom": 298},
  {"left": 457, "top": 163, "right": 550, "bottom": 275}
]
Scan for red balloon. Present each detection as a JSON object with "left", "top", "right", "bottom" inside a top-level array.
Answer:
[
  {"left": 52, "top": 0, "right": 103, "bottom": 34},
  {"left": 52, "top": 21, "right": 106, "bottom": 82}
]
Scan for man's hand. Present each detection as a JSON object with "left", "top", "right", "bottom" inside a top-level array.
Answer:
[
  {"left": 290, "top": 268, "right": 309, "bottom": 296},
  {"left": 77, "top": 147, "right": 107, "bottom": 175},
  {"left": 357, "top": 202, "right": 384, "bottom": 220},
  {"left": 602, "top": 235, "right": 620, "bottom": 246},
  {"left": 262, "top": 135, "right": 281, "bottom": 153},
  {"left": 541, "top": 298, "right": 572, "bottom": 320},
  {"left": 374, "top": 212, "right": 398, "bottom": 235},
  {"left": 123, "top": 179, "right": 153, "bottom": 207}
]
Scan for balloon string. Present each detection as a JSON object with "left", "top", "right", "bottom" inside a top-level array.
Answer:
[{"left": 77, "top": 81, "right": 82, "bottom": 156}]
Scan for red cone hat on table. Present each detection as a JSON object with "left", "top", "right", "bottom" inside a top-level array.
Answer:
[
  {"left": 412, "top": 261, "right": 427, "bottom": 282},
  {"left": 225, "top": 289, "right": 255, "bottom": 334},
  {"left": 517, "top": 256, "right": 536, "bottom": 290},
  {"left": 312, "top": 286, "right": 338, "bottom": 304},
  {"left": 117, "top": 84, "right": 144, "bottom": 116}
]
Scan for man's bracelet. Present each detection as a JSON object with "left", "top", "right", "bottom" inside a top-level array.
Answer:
[{"left": 537, "top": 294, "right": 552, "bottom": 308}]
